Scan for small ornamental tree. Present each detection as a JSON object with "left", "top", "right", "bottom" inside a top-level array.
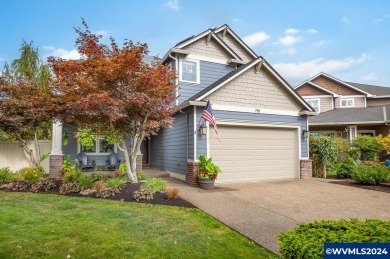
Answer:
[
  {"left": 351, "top": 135, "right": 382, "bottom": 160},
  {"left": 49, "top": 20, "right": 176, "bottom": 182},
  {"left": 377, "top": 134, "right": 390, "bottom": 153},
  {"left": 309, "top": 136, "right": 340, "bottom": 178},
  {"left": 0, "top": 41, "right": 53, "bottom": 169}
]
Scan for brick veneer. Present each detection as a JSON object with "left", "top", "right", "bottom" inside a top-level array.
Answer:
[
  {"left": 300, "top": 159, "right": 312, "bottom": 179},
  {"left": 186, "top": 160, "right": 199, "bottom": 187},
  {"left": 49, "top": 155, "right": 64, "bottom": 180},
  {"left": 136, "top": 154, "right": 143, "bottom": 171}
]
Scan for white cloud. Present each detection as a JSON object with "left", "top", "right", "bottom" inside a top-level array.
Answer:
[
  {"left": 44, "top": 46, "right": 81, "bottom": 60},
  {"left": 362, "top": 73, "right": 378, "bottom": 81},
  {"left": 373, "top": 14, "right": 390, "bottom": 24},
  {"left": 166, "top": 0, "right": 179, "bottom": 11},
  {"left": 313, "top": 40, "right": 331, "bottom": 47},
  {"left": 277, "top": 35, "right": 302, "bottom": 46},
  {"left": 285, "top": 28, "right": 299, "bottom": 34},
  {"left": 93, "top": 30, "right": 108, "bottom": 36},
  {"left": 0, "top": 56, "right": 5, "bottom": 62},
  {"left": 280, "top": 48, "right": 296, "bottom": 55},
  {"left": 307, "top": 28, "right": 318, "bottom": 34},
  {"left": 232, "top": 18, "right": 243, "bottom": 23},
  {"left": 341, "top": 17, "right": 349, "bottom": 23},
  {"left": 273, "top": 53, "right": 370, "bottom": 85},
  {"left": 242, "top": 32, "right": 270, "bottom": 47}
]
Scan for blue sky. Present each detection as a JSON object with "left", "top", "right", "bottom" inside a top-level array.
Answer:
[{"left": 1, "top": 0, "right": 389, "bottom": 86}]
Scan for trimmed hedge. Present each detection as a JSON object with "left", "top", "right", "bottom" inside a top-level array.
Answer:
[
  {"left": 278, "top": 219, "right": 390, "bottom": 259},
  {"left": 351, "top": 164, "right": 390, "bottom": 185}
]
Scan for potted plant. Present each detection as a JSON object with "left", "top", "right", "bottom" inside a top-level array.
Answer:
[{"left": 196, "top": 155, "right": 221, "bottom": 189}]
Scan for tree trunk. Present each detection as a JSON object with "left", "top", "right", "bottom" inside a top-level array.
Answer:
[
  {"left": 129, "top": 133, "right": 144, "bottom": 184},
  {"left": 17, "top": 135, "right": 39, "bottom": 167},
  {"left": 34, "top": 131, "right": 42, "bottom": 164},
  {"left": 118, "top": 139, "right": 137, "bottom": 183}
]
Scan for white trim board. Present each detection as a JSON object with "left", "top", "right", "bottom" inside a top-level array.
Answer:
[
  {"left": 193, "top": 106, "right": 197, "bottom": 160},
  {"left": 212, "top": 104, "right": 300, "bottom": 117},
  {"left": 186, "top": 54, "right": 229, "bottom": 65}
]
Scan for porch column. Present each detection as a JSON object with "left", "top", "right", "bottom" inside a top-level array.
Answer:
[
  {"left": 136, "top": 144, "right": 143, "bottom": 171},
  {"left": 49, "top": 121, "right": 63, "bottom": 179}
]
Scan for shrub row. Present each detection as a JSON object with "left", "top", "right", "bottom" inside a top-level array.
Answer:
[{"left": 278, "top": 219, "right": 390, "bottom": 258}]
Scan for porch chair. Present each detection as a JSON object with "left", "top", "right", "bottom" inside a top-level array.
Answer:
[
  {"left": 76, "top": 151, "right": 94, "bottom": 171},
  {"left": 106, "top": 150, "right": 121, "bottom": 171}
]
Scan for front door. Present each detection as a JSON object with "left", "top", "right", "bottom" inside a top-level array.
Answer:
[{"left": 140, "top": 139, "right": 149, "bottom": 164}]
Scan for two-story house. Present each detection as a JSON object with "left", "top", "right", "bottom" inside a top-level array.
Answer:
[
  {"left": 295, "top": 72, "right": 390, "bottom": 141},
  {"left": 50, "top": 25, "right": 316, "bottom": 183}
]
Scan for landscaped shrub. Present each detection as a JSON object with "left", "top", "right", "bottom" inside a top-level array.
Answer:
[
  {"left": 133, "top": 188, "right": 154, "bottom": 202},
  {"left": 119, "top": 163, "right": 127, "bottom": 175},
  {"left": 351, "top": 135, "right": 382, "bottom": 160},
  {"left": 278, "top": 219, "right": 390, "bottom": 259},
  {"left": 96, "top": 187, "right": 120, "bottom": 199},
  {"left": 30, "top": 178, "right": 56, "bottom": 193},
  {"left": 351, "top": 164, "right": 389, "bottom": 185},
  {"left": 106, "top": 177, "right": 126, "bottom": 188},
  {"left": 59, "top": 182, "right": 81, "bottom": 194},
  {"left": 8, "top": 179, "right": 29, "bottom": 191},
  {"left": 62, "top": 155, "right": 75, "bottom": 175},
  {"left": 0, "top": 167, "right": 13, "bottom": 184},
  {"left": 93, "top": 180, "right": 106, "bottom": 192},
  {"left": 309, "top": 136, "right": 341, "bottom": 177},
  {"left": 62, "top": 168, "right": 82, "bottom": 183},
  {"left": 77, "top": 175, "right": 93, "bottom": 190},
  {"left": 18, "top": 167, "right": 45, "bottom": 186},
  {"left": 91, "top": 172, "right": 107, "bottom": 182},
  {"left": 166, "top": 186, "right": 180, "bottom": 199},
  {"left": 336, "top": 155, "right": 357, "bottom": 178},
  {"left": 141, "top": 178, "right": 167, "bottom": 194},
  {"left": 136, "top": 171, "right": 150, "bottom": 181},
  {"left": 108, "top": 170, "right": 122, "bottom": 178}
]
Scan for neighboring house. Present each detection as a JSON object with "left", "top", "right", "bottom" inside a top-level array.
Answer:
[
  {"left": 50, "top": 24, "right": 316, "bottom": 183},
  {"left": 295, "top": 72, "right": 390, "bottom": 141}
]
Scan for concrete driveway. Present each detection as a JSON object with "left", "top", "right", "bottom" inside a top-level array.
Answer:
[{"left": 167, "top": 178, "right": 390, "bottom": 254}]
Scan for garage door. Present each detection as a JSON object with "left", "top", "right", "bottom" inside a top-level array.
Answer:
[{"left": 210, "top": 125, "right": 299, "bottom": 182}]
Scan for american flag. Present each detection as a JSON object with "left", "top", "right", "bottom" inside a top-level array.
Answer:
[{"left": 202, "top": 101, "right": 219, "bottom": 139}]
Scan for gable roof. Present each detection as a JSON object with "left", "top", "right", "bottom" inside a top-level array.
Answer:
[
  {"left": 295, "top": 81, "right": 339, "bottom": 97},
  {"left": 309, "top": 105, "right": 389, "bottom": 125},
  {"left": 213, "top": 24, "right": 258, "bottom": 59},
  {"left": 347, "top": 82, "right": 390, "bottom": 97},
  {"left": 163, "top": 24, "right": 259, "bottom": 63},
  {"left": 306, "top": 72, "right": 374, "bottom": 97},
  {"left": 185, "top": 57, "right": 315, "bottom": 112}
]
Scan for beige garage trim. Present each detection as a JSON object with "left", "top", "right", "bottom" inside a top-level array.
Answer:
[{"left": 210, "top": 125, "right": 299, "bottom": 183}]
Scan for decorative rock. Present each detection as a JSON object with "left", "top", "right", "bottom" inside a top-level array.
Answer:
[
  {"left": 80, "top": 189, "right": 97, "bottom": 196},
  {"left": 0, "top": 183, "right": 12, "bottom": 189}
]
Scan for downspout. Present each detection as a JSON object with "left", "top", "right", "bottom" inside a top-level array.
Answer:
[{"left": 169, "top": 53, "right": 179, "bottom": 106}]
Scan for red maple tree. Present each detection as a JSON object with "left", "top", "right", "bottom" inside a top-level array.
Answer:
[{"left": 49, "top": 20, "right": 176, "bottom": 182}]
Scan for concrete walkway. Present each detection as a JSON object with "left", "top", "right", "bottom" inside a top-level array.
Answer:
[{"left": 165, "top": 178, "right": 390, "bottom": 254}]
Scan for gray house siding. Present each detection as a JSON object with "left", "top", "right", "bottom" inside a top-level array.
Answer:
[
  {"left": 150, "top": 108, "right": 192, "bottom": 174},
  {"left": 62, "top": 125, "right": 131, "bottom": 167},
  {"left": 178, "top": 60, "right": 234, "bottom": 104},
  {"left": 212, "top": 110, "right": 309, "bottom": 157}
]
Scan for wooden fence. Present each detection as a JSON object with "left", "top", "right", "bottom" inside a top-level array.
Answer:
[{"left": 0, "top": 140, "right": 51, "bottom": 173}]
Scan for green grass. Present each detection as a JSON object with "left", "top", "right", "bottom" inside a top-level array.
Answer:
[{"left": 0, "top": 192, "right": 276, "bottom": 259}]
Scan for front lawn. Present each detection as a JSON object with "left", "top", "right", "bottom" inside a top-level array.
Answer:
[{"left": 0, "top": 192, "right": 275, "bottom": 258}]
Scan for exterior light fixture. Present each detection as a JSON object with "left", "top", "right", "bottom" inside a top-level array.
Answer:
[
  {"left": 199, "top": 123, "right": 207, "bottom": 135},
  {"left": 302, "top": 129, "right": 310, "bottom": 138}
]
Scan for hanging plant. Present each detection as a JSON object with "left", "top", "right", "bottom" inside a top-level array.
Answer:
[{"left": 74, "top": 128, "right": 96, "bottom": 147}]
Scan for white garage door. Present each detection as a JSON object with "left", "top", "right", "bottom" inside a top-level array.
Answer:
[{"left": 210, "top": 125, "right": 299, "bottom": 182}]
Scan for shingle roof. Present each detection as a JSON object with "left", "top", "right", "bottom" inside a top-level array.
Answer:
[
  {"left": 309, "top": 106, "right": 387, "bottom": 124},
  {"left": 346, "top": 82, "right": 390, "bottom": 96},
  {"left": 186, "top": 59, "right": 259, "bottom": 102},
  {"left": 174, "top": 28, "right": 212, "bottom": 47}
]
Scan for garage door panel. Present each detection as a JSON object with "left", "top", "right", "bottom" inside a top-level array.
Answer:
[{"left": 210, "top": 125, "right": 298, "bottom": 182}]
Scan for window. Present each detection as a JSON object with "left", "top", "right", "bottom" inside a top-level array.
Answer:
[
  {"left": 305, "top": 98, "right": 320, "bottom": 112},
  {"left": 358, "top": 130, "right": 375, "bottom": 137},
  {"left": 79, "top": 137, "right": 116, "bottom": 155},
  {"left": 340, "top": 98, "right": 354, "bottom": 108},
  {"left": 180, "top": 59, "right": 199, "bottom": 83}
]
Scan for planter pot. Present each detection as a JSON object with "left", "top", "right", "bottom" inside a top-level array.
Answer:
[{"left": 198, "top": 178, "right": 215, "bottom": 189}]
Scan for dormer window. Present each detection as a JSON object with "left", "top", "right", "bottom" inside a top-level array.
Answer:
[
  {"left": 340, "top": 98, "right": 354, "bottom": 108},
  {"left": 179, "top": 59, "right": 200, "bottom": 84}
]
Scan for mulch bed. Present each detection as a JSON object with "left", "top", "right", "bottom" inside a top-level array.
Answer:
[
  {"left": 329, "top": 178, "right": 390, "bottom": 193},
  {"left": 0, "top": 181, "right": 195, "bottom": 208}
]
